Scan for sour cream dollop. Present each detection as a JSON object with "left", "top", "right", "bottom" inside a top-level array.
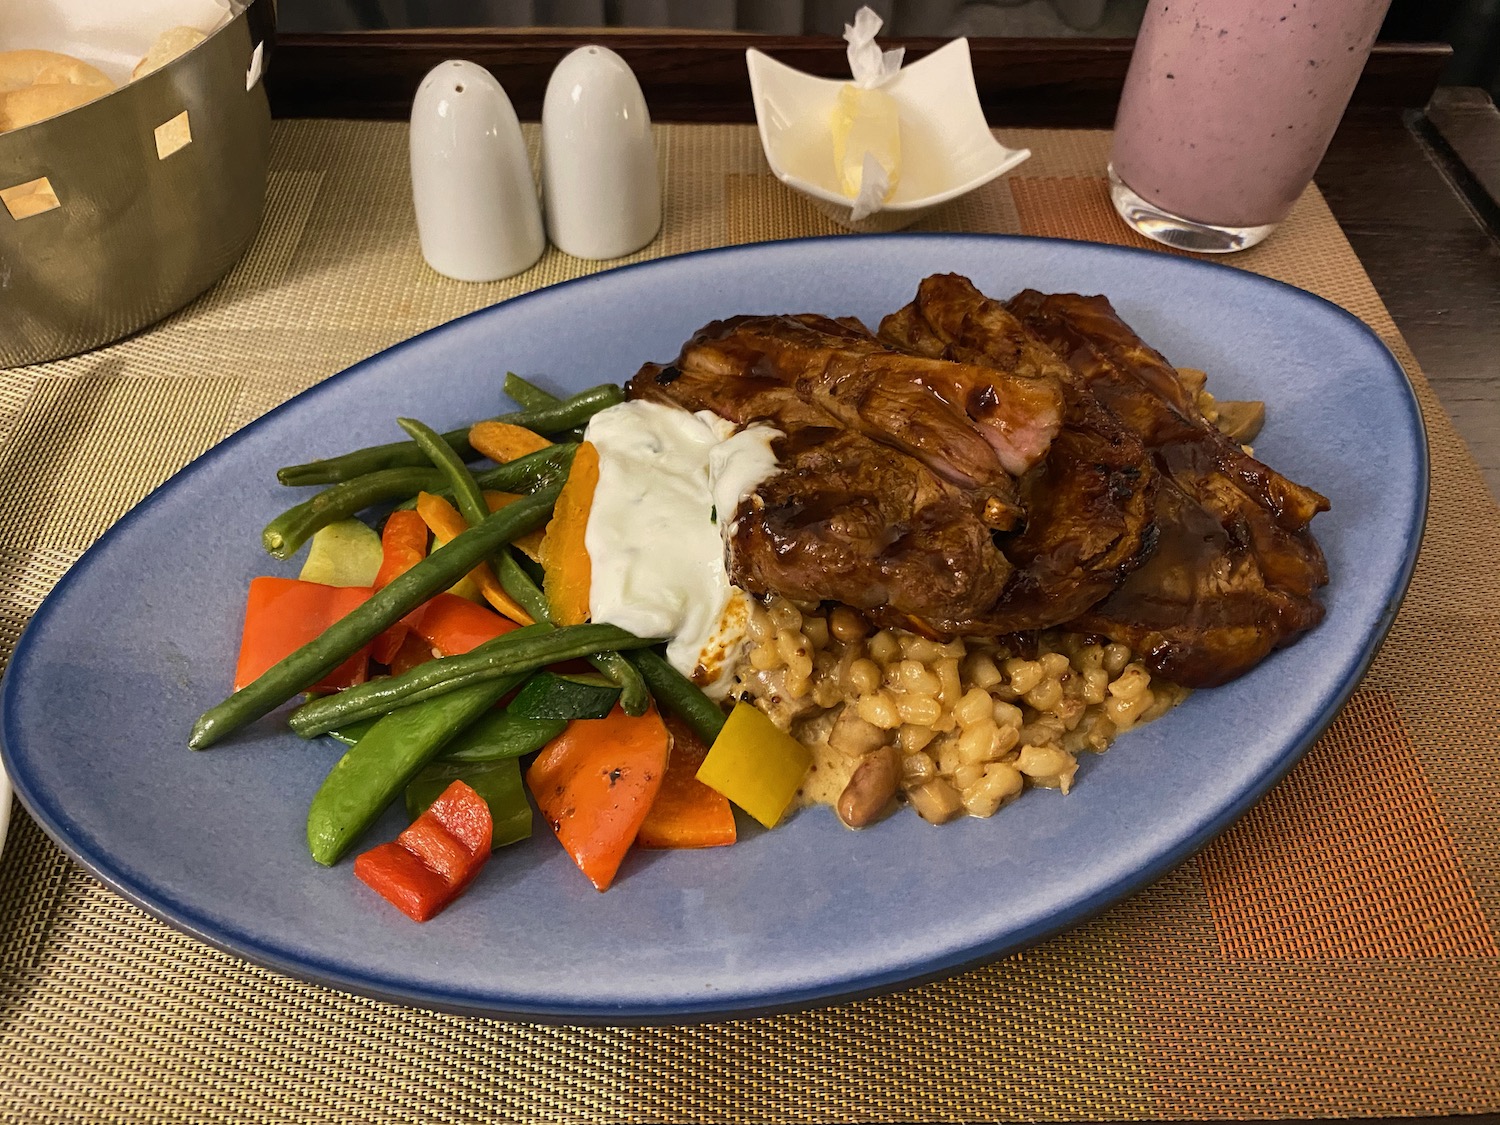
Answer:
[{"left": 583, "top": 400, "right": 780, "bottom": 698}]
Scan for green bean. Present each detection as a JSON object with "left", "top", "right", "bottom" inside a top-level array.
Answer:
[
  {"left": 276, "top": 384, "right": 624, "bottom": 486},
  {"left": 491, "top": 551, "right": 652, "bottom": 717},
  {"left": 189, "top": 484, "right": 562, "bottom": 750},
  {"left": 390, "top": 443, "right": 577, "bottom": 511},
  {"left": 261, "top": 466, "right": 447, "bottom": 559},
  {"left": 503, "top": 373, "right": 562, "bottom": 411},
  {"left": 588, "top": 651, "right": 652, "bottom": 717},
  {"left": 305, "top": 674, "right": 522, "bottom": 866},
  {"left": 398, "top": 417, "right": 490, "bottom": 528},
  {"left": 626, "top": 648, "right": 727, "bottom": 745},
  {"left": 287, "top": 623, "right": 661, "bottom": 737}
]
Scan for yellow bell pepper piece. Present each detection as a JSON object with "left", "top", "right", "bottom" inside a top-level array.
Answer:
[{"left": 695, "top": 702, "right": 811, "bottom": 829}]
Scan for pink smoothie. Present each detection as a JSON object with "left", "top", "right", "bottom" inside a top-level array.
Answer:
[{"left": 1111, "top": 0, "right": 1390, "bottom": 228}]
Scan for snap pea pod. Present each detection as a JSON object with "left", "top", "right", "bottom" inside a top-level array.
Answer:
[
  {"left": 287, "top": 623, "right": 661, "bottom": 737},
  {"left": 276, "top": 384, "right": 624, "bottom": 486},
  {"left": 503, "top": 373, "right": 562, "bottom": 411},
  {"left": 305, "top": 673, "right": 522, "bottom": 866},
  {"left": 189, "top": 484, "right": 561, "bottom": 750},
  {"left": 439, "top": 708, "right": 568, "bottom": 762},
  {"left": 625, "top": 648, "right": 728, "bottom": 745}
]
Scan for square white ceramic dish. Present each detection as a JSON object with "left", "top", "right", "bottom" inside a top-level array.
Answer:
[{"left": 746, "top": 39, "right": 1031, "bottom": 232}]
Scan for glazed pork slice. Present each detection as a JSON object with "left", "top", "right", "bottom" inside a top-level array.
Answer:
[
  {"left": 628, "top": 312, "right": 1068, "bottom": 530},
  {"left": 729, "top": 427, "right": 1013, "bottom": 626},
  {"left": 1007, "top": 289, "right": 1330, "bottom": 686},
  {"left": 624, "top": 312, "right": 1031, "bottom": 627},
  {"left": 879, "top": 276, "right": 1160, "bottom": 635}
]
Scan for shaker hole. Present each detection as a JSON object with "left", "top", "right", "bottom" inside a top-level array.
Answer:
[
  {"left": 1, "top": 176, "right": 60, "bottom": 220},
  {"left": 455, "top": 84, "right": 465, "bottom": 93},
  {"left": 154, "top": 111, "right": 192, "bottom": 160}
]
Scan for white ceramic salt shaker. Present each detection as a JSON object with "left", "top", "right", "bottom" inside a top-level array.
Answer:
[
  {"left": 540, "top": 46, "right": 662, "bottom": 260},
  {"left": 410, "top": 60, "right": 545, "bottom": 282}
]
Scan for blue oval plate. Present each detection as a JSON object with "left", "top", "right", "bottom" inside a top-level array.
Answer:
[{"left": 0, "top": 235, "right": 1426, "bottom": 1022}]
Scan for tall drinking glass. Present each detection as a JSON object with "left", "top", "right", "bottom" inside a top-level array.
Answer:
[{"left": 1109, "top": 0, "right": 1392, "bottom": 253}]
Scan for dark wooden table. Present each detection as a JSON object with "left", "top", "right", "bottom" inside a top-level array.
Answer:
[{"left": 264, "top": 33, "right": 1500, "bottom": 499}]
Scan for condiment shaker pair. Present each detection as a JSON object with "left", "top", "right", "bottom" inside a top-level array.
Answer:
[{"left": 409, "top": 47, "right": 661, "bottom": 283}]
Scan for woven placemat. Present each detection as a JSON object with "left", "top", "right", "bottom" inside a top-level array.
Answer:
[{"left": 2, "top": 121, "right": 1498, "bottom": 1124}]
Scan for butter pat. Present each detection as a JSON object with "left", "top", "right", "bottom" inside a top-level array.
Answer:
[{"left": 830, "top": 83, "right": 900, "bottom": 201}]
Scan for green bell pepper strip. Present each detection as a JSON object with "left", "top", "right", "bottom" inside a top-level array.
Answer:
[{"left": 405, "top": 756, "right": 532, "bottom": 849}]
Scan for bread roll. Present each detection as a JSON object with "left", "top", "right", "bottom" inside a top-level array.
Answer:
[
  {"left": 0, "top": 49, "right": 114, "bottom": 134},
  {"left": 133, "top": 27, "right": 207, "bottom": 80}
]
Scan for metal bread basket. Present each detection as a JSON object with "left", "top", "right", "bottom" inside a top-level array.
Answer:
[{"left": 0, "top": 0, "right": 276, "bottom": 367}]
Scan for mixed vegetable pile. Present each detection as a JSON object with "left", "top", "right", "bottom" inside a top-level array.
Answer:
[{"left": 191, "top": 375, "right": 812, "bottom": 920}]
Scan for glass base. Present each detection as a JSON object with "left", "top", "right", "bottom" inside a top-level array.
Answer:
[{"left": 1107, "top": 165, "right": 1277, "bottom": 254}]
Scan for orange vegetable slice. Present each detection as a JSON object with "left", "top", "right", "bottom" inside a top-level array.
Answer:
[
  {"left": 525, "top": 703, "right": 669, "bottom": 891},
  {"left": 469, "top": 421, "right": 553, "bottom": 464},
  {"left": 539, "top": 440, "right": 599, "bottom": 626},
  {"left": 414, "top": 491, "right": 534, "bottom": 626},
  {"left": 637, "top": 714, "right": 737, "bottom": 849},
  {"left": 483, "top": 490, "right": 546, "bottom": 563}
]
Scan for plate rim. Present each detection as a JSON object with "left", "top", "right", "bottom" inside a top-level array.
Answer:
[{"left": 0, "top": 232, "right": 1430, "bottom": 1022}]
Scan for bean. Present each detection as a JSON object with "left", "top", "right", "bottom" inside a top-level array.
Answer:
[
  {"left": 624, "top": 648, "right": 727, "bottom": 745},
  {"left": 837, "top": 746, "right": 900, "bottom": 828}
]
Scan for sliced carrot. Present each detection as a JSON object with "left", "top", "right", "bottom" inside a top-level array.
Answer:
[
  {"left": 371, "top": 510, "right": 431, "bottom": 663},
  {"left": 539, "top": 441, "right": 599, "bottom": 626},
  {"left": 414, "top": 491, "right": 534, "bottom": 625},
  {"left": 483, "top": 490, "right": 546, "bottom": 563},
  {"left": 637, "top": 714, "right": 737, "bottom": 849},
  {"left": 412, "top": 592, "right": 520, "bottom": 656},
  {"left": 469, "top": 420, "right": 553, "bottom": 464},
  {"left": 525, "top": 703, "right": 670, "bottom": 892}
]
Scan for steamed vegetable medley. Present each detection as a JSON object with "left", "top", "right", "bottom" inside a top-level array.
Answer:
[{"left": 191, "top": 375, "right": 809, "bottom": 921}]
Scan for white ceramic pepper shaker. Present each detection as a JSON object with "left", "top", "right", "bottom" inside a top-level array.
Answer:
[
  {"left": 410, "top": 59, "right": 545, "bottom": 282},
  {"left": 540, "top": 46, "right": 662, "bottom": 260}
]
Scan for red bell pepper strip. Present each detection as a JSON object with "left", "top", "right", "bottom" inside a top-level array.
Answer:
[
  {"left": 353, "top": 779, "right": 493, "bottom": 922},
  {"left": 526, "top": 704, "right": 670, "bottom": 891},
  {"left": 411, "top": 592, "right": 520, "bottom": 657},
  {"left": 233, "top": 577, "right": 373, "bottom": 692},
  {"left": 636, "top": 714, "right": 737, "bottom": 849},
  {"left": 370, "top": 510, "right": 432, "bottom": 664}
]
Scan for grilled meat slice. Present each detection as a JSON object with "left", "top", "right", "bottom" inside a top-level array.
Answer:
[
  {"left": 880, "top": 276, "right": 1159, "bottom": 635},
  {"left": 880, "top": 274, "right": 1070, "bottom": 474},
  {"left": 728, "top": 427, "right": 1013, "bottom": 625},
  {"left": 1007, "top": 289, "right": 1330, "bottom": 686},
  {"left": 628, "top": 312, "right": 1063, "bottom": 529}
]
